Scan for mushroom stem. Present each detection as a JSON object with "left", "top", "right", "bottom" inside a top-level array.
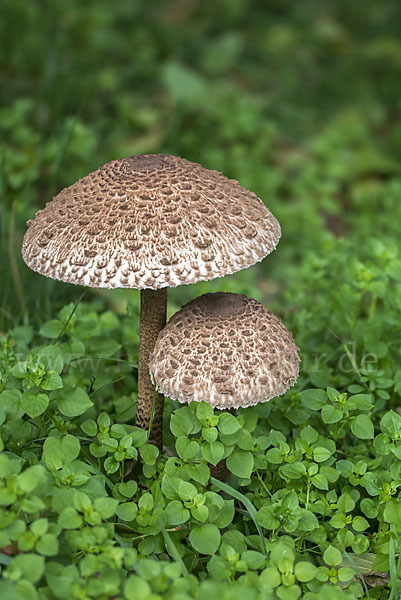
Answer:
[{"left": 136, "top": 288, "right": 167, "bottom": 450}]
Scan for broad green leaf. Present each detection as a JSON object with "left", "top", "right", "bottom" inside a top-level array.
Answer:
[
  {"left": 201, "top": 440, "right": 224, "bottom": 466},
  {"left": 21, "top": 392, "right": 49, "bottom": 418},
  {"left": 165, "top": 500, "right": 190, "bottom": 526},
  {"left": 300, "top": 389, "right": 326, "bottom": 410},
  {"left": 124, "top": 575, "right": 151, "bottom": 600},
  {"left": 175, "top": 436, "right": 200, "bottom": 460},
  {"left": 58, "top": 507, "right": 82, "bottom": 529},
  {"left": 41, "top": 371, "right": 63, "bottom": 391},
  {"left": 189, "top": 524, "right": 221, "bottom": 555},
  {"left": 294, "top": 561, "right": 318, "bottom": 582},
  {"left": 170, "top": 413, "right": 193, "bottom": 437},
  {"left": 39, "top": 320, "right": 64, "bottom": 339},
  {"left": 323, "top": 545, "right": 342, "bottom": 567},
  {"left": 57, "top": 387, "right": 93, "bottom": 417},
  {"left": 351, "top": 414, "right": 374, "bottom": 439},
  {"left": 227, "top": 450, "right": 254, "bottom": 478},
  {"left": 321, "top": 405, "right": 342, "bottom": 424},
  {"left": 218, "top": 413, "right": 241, "bottom": 435},
  {"left": 313, "top": 447, "right": 332, "bottom": 462},
  {"left": 256, "top": 506, "right": 280, "bottom": 530},
  {"left": 43, "top": 435, "right": 80, "bottom": 470},
  {"left": 36, "top": 534, "right": 59, "bottom": 556},
  {"left": 352, "top": 516, "right": 369, "bottom": 531},
  {"left": 116, "top": 502, "right": 138, "bottom": 522},
  {"left": 300, "top": 425, "right": 319, "bottom": 445},
  {"left": 12, "top": 554, "right": 45, "bottom": 583},
  {"left": 93, "top": 497, "right": 119, "bottom": 518},
  {"left": 140, "top": 444, "right": 159, "bottom": 465},
  {"left": 18, "top": 465, "right": 46, "bottom": 493}
]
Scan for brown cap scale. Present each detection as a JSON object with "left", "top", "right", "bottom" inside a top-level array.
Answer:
[
  {"left": 22, "top": 154, "right": 281, "bottom": 289},
  {"left": 149, "top": 292, "right": 300, "bottom": 410},
  {"left": 21, "top": 154, "right": 281, "bottom": 449}
]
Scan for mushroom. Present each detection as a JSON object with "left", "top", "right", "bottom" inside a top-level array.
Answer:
[
  {"left": 149, "top": 292, "right": 300, "bottom": 478},
  {"left": 149, "top": 292, "right": 300, "bottom": 410},
  {"left": 21, "top": 154, "right": 281, "bottom": 449}
]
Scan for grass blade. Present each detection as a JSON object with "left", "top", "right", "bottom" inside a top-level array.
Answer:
[{"left": 210, "top": 476, "right": 266, "bottom": 553}]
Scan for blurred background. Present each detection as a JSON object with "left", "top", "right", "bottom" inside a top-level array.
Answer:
[{"left": 1, "top": 0, "right": 401, "bottom": 392}]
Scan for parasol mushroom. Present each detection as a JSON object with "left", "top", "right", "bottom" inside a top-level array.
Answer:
[{"left": 22, "top": 155, "right": 281, "bottom": 449}]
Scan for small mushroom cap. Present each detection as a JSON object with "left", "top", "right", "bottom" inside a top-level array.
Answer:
[
  {"left": 22, "top": 154, "right": 280, "bottom": 289},
  {"left": 149, "top": 292, "right": 300, "bottom": 409}
]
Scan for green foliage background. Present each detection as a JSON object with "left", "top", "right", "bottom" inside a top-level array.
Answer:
[{"left": 1, "top": 1, "right": 401, "bottom": 599}]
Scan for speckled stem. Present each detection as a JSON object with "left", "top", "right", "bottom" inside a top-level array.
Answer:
[{"left": 136, "top": 288, "right": 167, "bottom": 450}]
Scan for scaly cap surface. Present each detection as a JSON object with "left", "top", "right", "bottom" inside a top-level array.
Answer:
[
  {"left": 22, "top": 154, "right": 281, "bottom": 289},
  {"left": 149, "top": 292, "right": 300, "bottom": 409}
]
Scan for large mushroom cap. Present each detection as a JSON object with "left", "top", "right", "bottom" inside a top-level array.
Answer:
[
  {"left": 149, "top": 292, "right": 300, "bottom": 409},
  {"left": 22, "top": 154, "right": 281, "bottom": 289}
]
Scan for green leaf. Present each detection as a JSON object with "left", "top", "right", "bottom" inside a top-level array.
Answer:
[
  {"left": 18, "top": 465, "right": 46, "bottom": 493},
  {"left": 87, "top": 337, "right": 121, "bottom": 357},
  {"left": 185, "top": 462, "right": 210, "bottom": 485},
  {"left": 352, "top": 516, "right": 369, "bottom": 532},
  {"left": 313, "top": 447, "right": 332, "bottom": 462},
  {"left": 202, "top": 427, "right": 218, "bottom": 443},
  {"left": 189, "top": 524, "right": 221, "bottom": 555},
  {"left": 266, "top": 448, "right": 283, "bottom": 464},
  {"left": 256, "top": 506, "right": 280, "bottom": 530},
  {"left": 175, "top": 436, "right": 200, "bottom": 460},
  {"left": 351, "top": 414, "right": 374, "bottom": 439},
  {"left": 338, "top": 567, "right": 355, "bottom": 582},
  {"left": 330, "top": 513, "right": 346, "bottom": 529},
  {"left": 197, "top": 402, "right": 214, "bottom": 422},
  {"left": 124, "top": 575, "right": 151, "bottom": 600},
  {"left": 300, "top": 389, "right": 327, "bottom": 410},
  {"left": 294, "top": 561, "right": 318, "bottom": 582},
  {"left": 380, "top": 411, "right": 401, "bottom": 436},
  {"left": 297, "top": 509, "right": 319, "bottom": 532},
  {"left": 337, "top": 493, "right": 355, "bottom": 513},
  {"left": 136, "top": 559, "right": 161, "bottom": 580},
  {"left": 323, "top": 545, "right": 342, "bottom": 567},
  {"left": 93, "top": 497, "right": 119, "bottom": 518},
  {"left": 300, "top": 425, "right": 319, "bottom": 445},
  {"left": 260, "top": 566, "right": 281, "bottom": 588},
  {"left": 170, "top": 413, "right": 194, "bottom": 437},
  {"left": 201, "top": 440, "right": 224, "bottom": 466},
  {"left": 241, "top": 550, "right": 265, "bottom": 569},
  {"left": 177, "top": 479, "right": 197, "bottom": 502},
  {"left": 226, "top": 450, "right": 254, "bottom": 478},
  {"left": 21, "top": 392, "right": 49, "bottom": 418},
  {"left": 12, "top": 554, "right": 45, "bottom": 583},
  {"left": 119, "top": 481, "right": 138, "bottom": 498},
  {"left": 81, "top": 419, "right": 97, "bottom": 436},
  {"left": 43, "top": 435, "right": 80, "bottom": 470},
  {"left": 58, "top": 507, "right": 82, "bottom": 529},
  {"left": 39, "top": 320, "right": 64, "bottom": 339},
  {"left": 383, "top": 499, "right": 401, "bottom": 527},
  {"left": 140, "top": 444, "right": 159, "bottom": 465},
  {"left": 311, "top": 473, "right": 328, "bottom": 490},
  {"left": 116, "top": 502, "right": 138, "bottom": 521},
  {"left": 165, "top": 500, "right": 190, "bottom": 526},
  {"left": 279, "top": 462, "right": 307, "bottom": 479},
  {"left": 218, "top": 413, "right": 241, "bottom": 435},
  {"left": 74, "top": 491, "right": 91, "bottom": 512},
  {"left": 57, "top": 387, "right": 93, "bottom": 417},
  {"left": 41, "top": 370, "right": 63, "bottom": 391},
  {"left": 321, "top": 405, "right": 343, "bottom": 423},
  {"left": 36, "top": 534, "right": 59, "bottom": 556}
]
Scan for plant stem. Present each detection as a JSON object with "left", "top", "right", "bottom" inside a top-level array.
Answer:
[{"left": 135, "top": 288, "right": 167, "bottom": 450}]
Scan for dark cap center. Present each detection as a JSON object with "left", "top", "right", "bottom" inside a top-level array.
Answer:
[{"left": 123, "top": 154, "right": 170, "bottom": 174}]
